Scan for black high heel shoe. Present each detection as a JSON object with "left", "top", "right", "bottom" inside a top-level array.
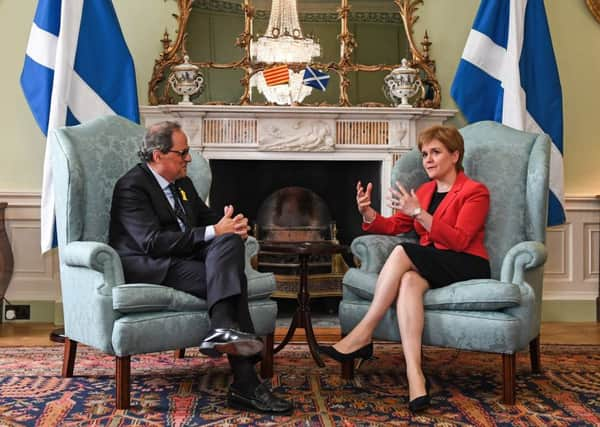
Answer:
[
  {"left": 408, "top": 376, "right": 431, "bottom": 413},
  {"left": 318, "top": 342, "right": 374, "bottom": 365}
]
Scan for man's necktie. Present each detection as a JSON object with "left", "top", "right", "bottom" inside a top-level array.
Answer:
[{"left": 168, "top": 184, "right": 189, "bottom": 230}]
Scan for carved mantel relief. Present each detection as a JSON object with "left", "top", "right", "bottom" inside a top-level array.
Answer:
[{"left": 258, "top": 119, "right": 335, "bottom": 151}]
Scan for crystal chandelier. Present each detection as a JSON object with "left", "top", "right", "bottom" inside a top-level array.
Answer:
[{"left": 250, "top": 0, "right": 321, "bottom": 105}]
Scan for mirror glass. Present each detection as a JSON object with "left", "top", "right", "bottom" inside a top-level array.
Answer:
[
  {"left": 149, "top": 0, "right": 438, "bottom": 107},
  {"left": 251, "top": 1, "right": 341, "bottom": 65},
  {"left": 349, "top": 1, "right": 409, "bottom": 63},
  {"left": 347, "top": 1, "right": 410, "bottom": 105},
  {"left": 186, "top": 0, "right": 246, "bottom": 103},
  {"left": 250, "top": 0, "right": 409, "bottom": 105},
  {"left": 249, "top": 0, "right": 340, "bottom": 104}
]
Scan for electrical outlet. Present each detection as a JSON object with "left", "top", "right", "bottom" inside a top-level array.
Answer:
[{"left": 5, "top": 305, "right": 30, "bottom": 320}]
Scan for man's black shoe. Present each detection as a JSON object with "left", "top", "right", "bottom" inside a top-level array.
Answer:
[
  {"left": 227, "top": 380, "right": 293, "bottom": 415},
  {"left": 199, "top": 328, "right": 263, "bottom": 358}
]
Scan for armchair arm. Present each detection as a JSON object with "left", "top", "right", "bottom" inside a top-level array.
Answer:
[
  {"left": 243, "top": 236, "right": 269, "bottom": 279},
  {"left": 244, "top": 235, "right": 260, "bottom": 259},
  {"left": 59, "top": 241, "right": 126, "bottom": 353},
  {"left": 62, "top": 241, "right": 125, "bottom": 295},
  {"left": 351, "top": 233, "right": 419, "bottom": 273},
  {"left": 500, "top": 241, "right": 547, "bottom": 349},
  {"left": 500, "top": 241, "right": 547, "bottom": 286},
  {"left": 243, "top": 236, "right": 277, "bottom": 299}
]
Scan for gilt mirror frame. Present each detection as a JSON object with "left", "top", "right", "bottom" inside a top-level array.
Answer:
[{"left": 148, "top": 0, "right": 441, "bottom": 108}]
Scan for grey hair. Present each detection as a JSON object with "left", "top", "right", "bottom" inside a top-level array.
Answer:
[{"left": 138, "top": 121, "right": 182, "bottom": 162}]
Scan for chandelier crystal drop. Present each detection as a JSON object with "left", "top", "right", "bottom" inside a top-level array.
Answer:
[{"left": 250, "top": 0, "right": 321, "bottom": 105}]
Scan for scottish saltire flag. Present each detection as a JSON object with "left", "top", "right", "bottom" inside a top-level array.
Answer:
[
  {"left": 451, "top": 0, "right": 564, "bottom": 226},
  {"left": 21, "top": 0, "right": 140, "bottom": 252},
  {"left": 302, "top": 66, "right": 330, "bottom": 91}
]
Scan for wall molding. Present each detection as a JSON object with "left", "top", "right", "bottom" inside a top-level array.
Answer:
[
  {"left": 0, "top": 192, "right": 59, "bottom": 301},
  {"left": 544, "top": 196, "right": 599, "bottom": 301},
  {"left": 0, "top": 192, "right": 598, "bottom": 305}
]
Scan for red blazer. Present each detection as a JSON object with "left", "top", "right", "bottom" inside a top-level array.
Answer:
[{"left": 364, "top": 171, "right": 490, "bottom": 260}]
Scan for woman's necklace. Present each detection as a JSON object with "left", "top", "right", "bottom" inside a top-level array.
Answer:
[{"left": 436, "top": 182, "right": 452, "bottom": 192}]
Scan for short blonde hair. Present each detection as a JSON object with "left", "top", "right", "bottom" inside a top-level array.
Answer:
[{"left": 417, "top": 125, "right": 464, "bottom": 172}]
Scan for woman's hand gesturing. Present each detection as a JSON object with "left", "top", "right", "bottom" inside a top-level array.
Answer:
[
  {"left": 356, "top": 181, "right": 376, "bottom": 223},
  {"left": 387, "top": 182, "right": 421, "bottom": 217}
]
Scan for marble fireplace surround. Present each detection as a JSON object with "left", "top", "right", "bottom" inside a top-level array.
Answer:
[{"left": 140, "top": 105, "right": 456, "bottom": 217}]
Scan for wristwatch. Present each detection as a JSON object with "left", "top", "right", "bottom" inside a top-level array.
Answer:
[{"left": 411, "top": 207, "right": 422, "bottom": 218}]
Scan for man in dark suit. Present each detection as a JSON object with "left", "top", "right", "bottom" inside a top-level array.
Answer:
[{"left": 109, "top": 121, "right": 292, "bottom": 415}]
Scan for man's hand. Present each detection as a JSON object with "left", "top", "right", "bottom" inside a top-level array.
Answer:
[
  {"left": 214, "top": 205, "right": 249, "bottom": 240},
  {"left": 356, "top": 181, "right": 376, "bottom": 223}
]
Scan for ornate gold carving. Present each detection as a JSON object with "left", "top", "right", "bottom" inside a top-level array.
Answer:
[
  {"left": 394, "top": 0, "right": 439, "bottom": 107},
  {"left": 148, "top": 0, "right": 441, "bottom": 108},
  {"left": 148, "top": 0, "right": 192, "bottom": 105},
  {"left": 586, "top": 0, "right": 600, "bottom": 24}
]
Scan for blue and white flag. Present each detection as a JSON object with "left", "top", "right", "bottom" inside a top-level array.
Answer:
[
  {"left": 451, "top": 0, "right": 564, "bottom": 226},
  {"left": 21, "top": 0, "right": 140, "bottom": 252},
  {"left": 302, "top": 66, "right": 330, "bottom": 91}
]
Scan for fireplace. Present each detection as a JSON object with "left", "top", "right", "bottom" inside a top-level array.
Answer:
[
  {"left": 209, "top": 160, "right": 381, "bottom": 255},
  {"left": 141, "top": 104, "right": 455, "bottom": 221},
  {"left": 209, "top": 160, "right": 381, "bottom": 297},
  {"left": 141, "top": 105, "right": 455, "bottom": 302}
]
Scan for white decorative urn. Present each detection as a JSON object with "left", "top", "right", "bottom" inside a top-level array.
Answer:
[
  {"left": 383, "top": 58, "right": 425, "bottom": 107},
  {"left": 168, "top": 55, "right": 204, "bottom": 105}
]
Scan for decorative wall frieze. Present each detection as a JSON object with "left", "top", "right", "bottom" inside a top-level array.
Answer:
[
  {"left": 192, "top": 0, "right": 402, "bottom": 24},
  {"left": 258, "top": 119, "right": 335, "bottom": 151}
]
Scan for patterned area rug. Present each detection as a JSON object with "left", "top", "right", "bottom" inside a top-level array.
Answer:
[{"left": 0, "top": 343, "right": 599, "bottom": 426}]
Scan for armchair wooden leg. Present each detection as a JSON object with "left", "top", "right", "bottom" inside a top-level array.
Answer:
[
  {"left": 116, "top": 356, "right": 131, "bottom": 410},
  {"left": 341, "top": 360, "right": 354, "bottom": 380},
  {"left": 62, "top": 337, "right": 77, "bottom": 378},
  {"left": 502, "top": 353, "right": 516, "bottom": 405},
  {"left": 529, "top": 335, "right": 541, "bottom": 373},
  {"left": 174, "top": 349, "right": 186, "bottom": 359},
  {"left": 260, "top": 333, "right": 274, "bottom": 379}
]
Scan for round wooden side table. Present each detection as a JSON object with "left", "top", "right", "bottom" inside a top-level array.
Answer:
[{"left": 260, "top": 241, "right": 348, "bottom": 367}]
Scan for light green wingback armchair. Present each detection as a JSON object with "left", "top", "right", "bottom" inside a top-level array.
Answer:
[
  {"left": 50, "top": 115, "right": 278, "bottom": 409},
  {"left": 339, "top": 121, "right": 550, "bottom": 404}
]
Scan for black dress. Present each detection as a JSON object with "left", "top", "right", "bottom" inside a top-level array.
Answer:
[{"left": 401, "top": 191, "right": 491, "bottom": 289}]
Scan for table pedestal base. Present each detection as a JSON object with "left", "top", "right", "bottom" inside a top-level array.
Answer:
[
  {"left": 262, "top": 241, "right": 347, "bottom": 367},
  {"left": 274, "top": 304, "right": 324, "bottom": 367}
]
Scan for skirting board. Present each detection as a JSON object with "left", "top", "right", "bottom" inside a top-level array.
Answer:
[{"left": 0, "top": 192, "right": 598, "bottom": 321}]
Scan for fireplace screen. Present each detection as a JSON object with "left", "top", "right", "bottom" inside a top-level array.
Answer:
[{"left": 254, "top": 186, "right": 348, "bottom": 298}]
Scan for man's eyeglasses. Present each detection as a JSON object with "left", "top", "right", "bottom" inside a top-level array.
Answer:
[{"left": 168, "top": 148, "right": 190, "bottom": 158}]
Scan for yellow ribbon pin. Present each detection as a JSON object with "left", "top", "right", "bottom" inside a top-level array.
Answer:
[{"left": 179, "top": 188, "right": 188, "bottom": 201}]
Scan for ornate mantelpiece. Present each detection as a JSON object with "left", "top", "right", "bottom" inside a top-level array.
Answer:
[{"left": 140, "top": 105, "right": 455, "bottom": 216}]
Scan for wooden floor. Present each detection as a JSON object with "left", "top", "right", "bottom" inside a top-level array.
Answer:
[{"left": 0, "top": 322, "right": 599, "bottom": 347}]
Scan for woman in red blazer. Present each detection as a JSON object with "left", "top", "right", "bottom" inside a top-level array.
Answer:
[{"left": 320, "top": 125, "right": 491, "bottom": 412}]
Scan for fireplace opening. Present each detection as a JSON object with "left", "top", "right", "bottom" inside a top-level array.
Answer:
[
  {"left": 209, "top": 160, "right": 382, "bottom": 257},
  {"left": 254, "top": 186, "right": 348, "bottom": 298},
  {"left": 256, "top": 186, "right": 332, "bottom": 243},
  {"left": 209, "top": 159, "right": 381, "bottom": 313}
]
